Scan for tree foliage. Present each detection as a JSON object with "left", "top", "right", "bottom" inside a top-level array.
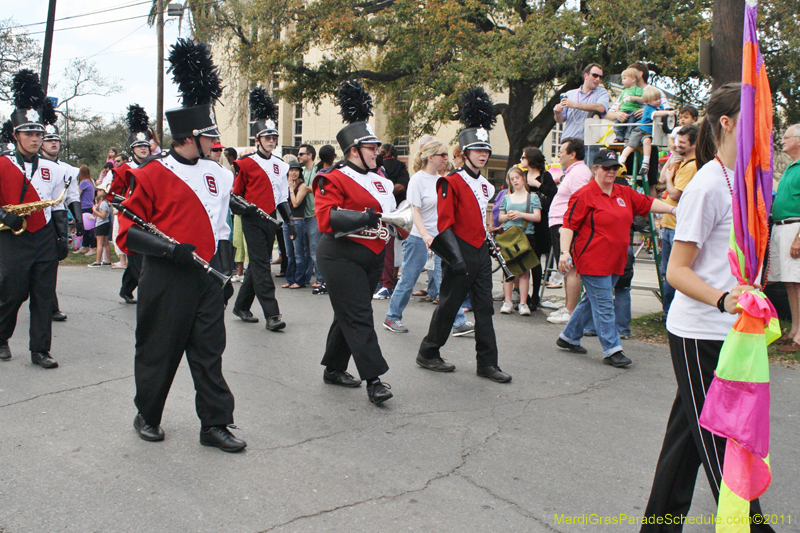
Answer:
[
  {"left": 194, "top": 0, "right": 712, "bottom": 163},
  {"left": 0, "top": 18, "right": 42, "bottom": 104}
]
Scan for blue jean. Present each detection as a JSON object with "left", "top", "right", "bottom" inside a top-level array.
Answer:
[
  {"left": 559, "top": 273, "right": 622, "bottom": 358},
  {"left": 433, "top": 254, "right": 467, "bottom": 327},
  {"left": 304, "top": 216, "right": 323, "bottom": 283},
  {"left": 387, "top": 236, "right": 466, "bottom": 328},
  {"left": 583, "top": 286, "right": 631, "bottom": 337},
  {"left": 284, "top": 218, "right": 308, "bottom": 286},
  {"left": 660, "top": 227, "right": 675, "bottom": 316}
]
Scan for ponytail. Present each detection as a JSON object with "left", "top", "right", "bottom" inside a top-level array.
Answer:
[{"left": 413, "top": 139, "right": 445, "bottom": 173}]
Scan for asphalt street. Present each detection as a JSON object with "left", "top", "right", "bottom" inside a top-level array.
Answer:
[{"left": 0, "top": 265, "right": 798, "bottom": 532}]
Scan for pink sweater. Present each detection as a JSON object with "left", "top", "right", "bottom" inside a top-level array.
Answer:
[{"left": 548, "top": 160, "right": 592, "bottom": 227}]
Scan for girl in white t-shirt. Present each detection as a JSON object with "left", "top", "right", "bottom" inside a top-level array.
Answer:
[{"left": 640, "top": 83, "right": 775, "bottom": 531}]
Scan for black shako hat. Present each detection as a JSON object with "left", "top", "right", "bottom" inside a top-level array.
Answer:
[
  {"left": 41, "top": 98, "right": 60, "bottom": 141},
  {"left": 10, "top": 70, "right": 47, "bottom": 133},
  {"left": 127, "top": 104, "right": 151, "bottom": 149},
  {"left": 249, "top": 87, "right": 279, "bottom": 139},
  {"left": 335, "top": 79, "right": 380, "bottom": 154},
  {"left": 0, "top": 120, "right": 15, "bottom": 154},
  {"left": 457, "top": 87, "right": 496, "bottom": 154},
  {"left": 164, "top": 38, "right": 223, "bottom": 140}
]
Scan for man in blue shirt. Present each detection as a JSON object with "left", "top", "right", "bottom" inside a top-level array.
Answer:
[{"left": 554, "top": 63, "right": 609, "bottom": 165}]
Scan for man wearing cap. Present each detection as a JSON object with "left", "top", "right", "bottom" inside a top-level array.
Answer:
[
  {"left": 0, "top": 70, "right": 79, "bottom": 368},
  {"left": 417, "top": 87, "right": 511, "bottom": 383},
  {"left": 40, "top": 120, "right": 84, "bottom": 322},
  {"left": 116, "top": 39, "right": 243, "bottom": 452},
  {"left": 555, "top": 149, "right": 673, "bottom": 367},
  {"left": 108, "top": 105, "right": 153, "bottom": 305},
  {"left": 229, "top": 87, "right": 295, "bottom": 331}
]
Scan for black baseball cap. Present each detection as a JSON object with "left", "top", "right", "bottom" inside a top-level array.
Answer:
[{"left": 592, "top": 148, "right": 620, "bottom": 167}]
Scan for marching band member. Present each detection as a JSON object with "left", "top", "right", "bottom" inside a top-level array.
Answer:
[
  {"left": 313, "top": 80, "right": 395, "bottom": 404},
  {"left": 109, "top": 104, "right": 153, "bottom": 304},
  {"left": 0, "top": 70, "right": 79, "bottom": 368},
  {"left": 40, "top": 109, "right": 84, "bottom": 322},
  {"left": 417, "top": 88, "right": 511, "bottom": 383},
  {"left": 116, "top": 39, "right": 243, "bottom": 452},
  {"left": 230, "top": 87, "right": 295, "bottom": 331}
]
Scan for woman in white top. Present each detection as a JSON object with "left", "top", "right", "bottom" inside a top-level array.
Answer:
[
  {"left": 383, "top": 140, "right": 468, "bottom": 334},
  {"left": 640, "top": 83, "right": 774, "bottom": 531}
]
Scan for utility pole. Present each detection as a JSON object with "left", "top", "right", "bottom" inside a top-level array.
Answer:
[
  {"left": 156, "top": 0, "right": 165, "bottom": 146},
  {"left": 40, "top": 0, "right": 58, "bottom": 93},
  {"left": 711, "top": 0, "right": 745, "bottom": 89}
]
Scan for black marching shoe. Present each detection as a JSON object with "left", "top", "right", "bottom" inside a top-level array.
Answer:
[
  {"left": 265, "top": 316, "right": 286, "bottom": 331},
  {"left": 415, "top": 354, "right": 456, "bottom": 372},
  {"left": 31, "top": 351, "right": 58, "bottom": 369},
  {"left": 477, "top": 365, "right": 512, "bottom": 383},
  {"left": 232, "top": 307, "right": 259, "bottom": 323},
  {"left": 0, "top": 343, "right": 11, "bottom": 361},
  {"left": 603, "top": 352, "right": 632, "bottom": 368},
  {"left": 120, "top": 293, "right": 137, "bottom": 304},
  {"left": 312, "top": 283, "right": 327, "bottom": 295},
  {"left": 52, "top": 310, "right": 67, "bottom": 321},
  {"left": 556, "top": 337, "right": 588, "bottom": 354},
  {"left": 133, "top": 413, "right": 165, "bottom": 442},
  {"left": 323, "top": 369, "right": 362, "bottom": 387},
  {"left": 366, "top": 380, "right": 393, "bottom": 404},
  {"left": 200, "top": 426, "right": 247, "bottom": 453}
]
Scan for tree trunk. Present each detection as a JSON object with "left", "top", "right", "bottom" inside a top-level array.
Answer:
[
  {"left": 712, "top": 0, "right": 745, "bottom": 90},
  {"left": 501, "top": 79, "right": 536, "bottom": 170}
]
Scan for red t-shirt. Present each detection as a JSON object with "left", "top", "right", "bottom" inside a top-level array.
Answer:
[{"left": 563, "top": 180, "right": 653, "bottom": 276}]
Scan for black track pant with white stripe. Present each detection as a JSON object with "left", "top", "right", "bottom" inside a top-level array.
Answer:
[{"left": 640, "top": 333, "right": 774, "bottom": 532}]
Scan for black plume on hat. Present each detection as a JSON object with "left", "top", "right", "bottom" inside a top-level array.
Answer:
[
  {"left": 127, "top": 104, "right": 149, "bottom": 134},
  {"left": 336, "top": 79, "right": 374, "bottom": 124},
  {"left": 41, "top": 98, "right": 58, "bottom": 127},
  {"left": 458, "top": 87, "right": 496, "bottom": 130},
  {"left": 167, "top": 38, "right": 223, "bottom": 107},
  {"left": 12, "top": 70, "right": 46, "bottom": 111},
  {"left": 249, "top": 87, "right": 278, "bottom": 121},
  {"left": 1, "top": 120, "right": 13, "bottom": 144}
]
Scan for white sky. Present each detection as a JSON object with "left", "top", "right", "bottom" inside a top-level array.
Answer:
[{"left": 2, "top": 0, "right": 186, "bottom": 123}]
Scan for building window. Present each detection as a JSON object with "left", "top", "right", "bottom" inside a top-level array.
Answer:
[
  {"left": 393, "top": 136, "right": 409, "bottom": 157},
  {"left": 293, "top": 104, "right": 303, "bottom": 148},
  {"left": 550, "top": 122, "right": 563, "bottom": 161}
]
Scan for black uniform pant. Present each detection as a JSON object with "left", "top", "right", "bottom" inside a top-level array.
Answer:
[
  {"left": 120, "top": 252, "right": 142, "bottom": 298},
  {"left": 234, "top": 215, "right": 280, "bottom": 318},
  {"left": 317, "top": 234, "right": 389, "bottom": 380},
  {"left": 134, "top": 256, "right": 234, "bottom": 427},
  {"left": 0, "top": 222, "right": 58, "bottom": 352},
  {"left": 419, "top": 237, "right": 498, "bottom": 368},
  {"left": 640, "top": 334, "right": 774, "bottom": 532}
]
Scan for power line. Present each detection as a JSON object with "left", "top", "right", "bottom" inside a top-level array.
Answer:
[
  {"left": 9, "top": 0, "right": 152, "bottom": 29},
  {"left": 27, "top": 13, "right": 152, "bottom": 35}
]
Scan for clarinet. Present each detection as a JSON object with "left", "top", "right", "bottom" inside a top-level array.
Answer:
[
  {"left": 486, "top": 231, "right": 516, "bottom": 283},
  {"left": 112, "top": 195, "right": 231, "bottom": 287},
  {"left": 230, "top": 194, "right": 283, "bottom": 228}
]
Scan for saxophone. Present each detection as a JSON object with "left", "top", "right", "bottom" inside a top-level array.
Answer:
[{"left": 0, "top": 175, "right": 73, "bottom": 235}]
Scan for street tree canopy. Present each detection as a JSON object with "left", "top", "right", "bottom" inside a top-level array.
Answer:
[{"left": 195, "top": 0, "right": 711, "bottom": 163}]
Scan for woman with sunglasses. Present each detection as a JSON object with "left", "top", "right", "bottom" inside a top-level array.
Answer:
[{"left": 383, "top": 140, "right": 471, "bottom": 335}]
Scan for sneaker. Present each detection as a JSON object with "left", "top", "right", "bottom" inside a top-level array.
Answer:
[
  {"left": 500, "top": 301, "right": 513, "bottom": 314},
  {"left": 547, "top": 307, "right": 571, "bottom": 324},
  {"left": 373, "top": 287, "right": 392, "bottom": 300},
  {"left": 511, "top": 288, "right": 520, "bottom": 304},
  {"left": 540, "top": 297, "right": 561, "bottom": 310},
  {"left": 312, "top": 283, "right": 327, "bottom": 295},
  {"left": 451, "top": 321, "right": 475, "bottom": 337},
  {"left": 383, "top": 318, "right": 408, "bottom": 333},
  {"left": 638, "top": 165, "right": 650, "bottom": 176},
  {"left": 230, "top": 275, "right": 243, "bottom": 283},
  {"left": 88, "top": 262, "right": 103, "bottom": 268},
  {"left": 101, "top": 262, "right": 111, "bottom": 266},
  {"left": 549, "top": 307, "right": 565, "bottom": 317},
  {"left": 604, "top": 351, "right": 632, "bottom": 367},
  {"left": 518, "top": 303, "right": 531, "bottom": 316},
  {"left": 492, "top": 289, "right": 505, "bottom": 301}
]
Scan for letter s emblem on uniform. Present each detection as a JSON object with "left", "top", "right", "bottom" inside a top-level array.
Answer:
[
  {"left": 204, "top": 174, "right": 219, "bottom": 196},
  {"left": 373, "top": 181, "right": 386, "bottom": 194},
  {"left": 274, "top": 164, "right": 280, "bottom": 175},
  {"left": 41, "top": 168, "right": 51, "bottom": 181},
  {"left": 482, "top": 184, "right": 488, "bottom": 197}
]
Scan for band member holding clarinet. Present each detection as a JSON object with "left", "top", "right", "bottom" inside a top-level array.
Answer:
[
  {"left": 313, "top": 80, "right": 395, "bottom": 405},
  {"left": 0, "top": 71, "right": 79, "bottom": 368},
  {"left": 109, "top": 104, "right": 153, "bottom": 305},
  {"left": 417, "top": 88, "right": 511, "bottom": 383},
  {"left": 229, "top": 87, "right": 295, "bottom": 331},
  {"left": 116, "top": 39, "right": 244, "bottom": 453}
]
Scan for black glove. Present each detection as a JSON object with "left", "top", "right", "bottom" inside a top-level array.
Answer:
[
  {"left": 277, "top": 203, "right": 296, "bottom": 239},
  {"left": 68, "top": 202, "right": 84, "bottom": 237},
  {"left": 52, "top": 210, "right": 71, "bottom": 261},
  {"left": 365, "top": 207, "right": 381, "bottom": 229},
  {"left": 57, "top": 238, "right": 69, "bottom": 261},
  {"left": 243, "top": 204, "right": 259, "bottom": 218},
  {"left": 171, "top": 243, "right": 197, "bottom": 269},
  {"left": 223, "top": 282, "right": 234, "bottom": 306},
  {"left": 430, "top": 228, "right": 467, "bottom": 276},
  {"left": 0, "top": 210, "right": 25, "bottom": 232}
]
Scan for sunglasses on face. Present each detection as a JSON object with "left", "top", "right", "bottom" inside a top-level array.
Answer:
[
  {"left": 589, "top": 72, "right": 604, "bottom": 79},
  {"left": 210, "top": 148, "right": 223, "bottom": 152}
]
